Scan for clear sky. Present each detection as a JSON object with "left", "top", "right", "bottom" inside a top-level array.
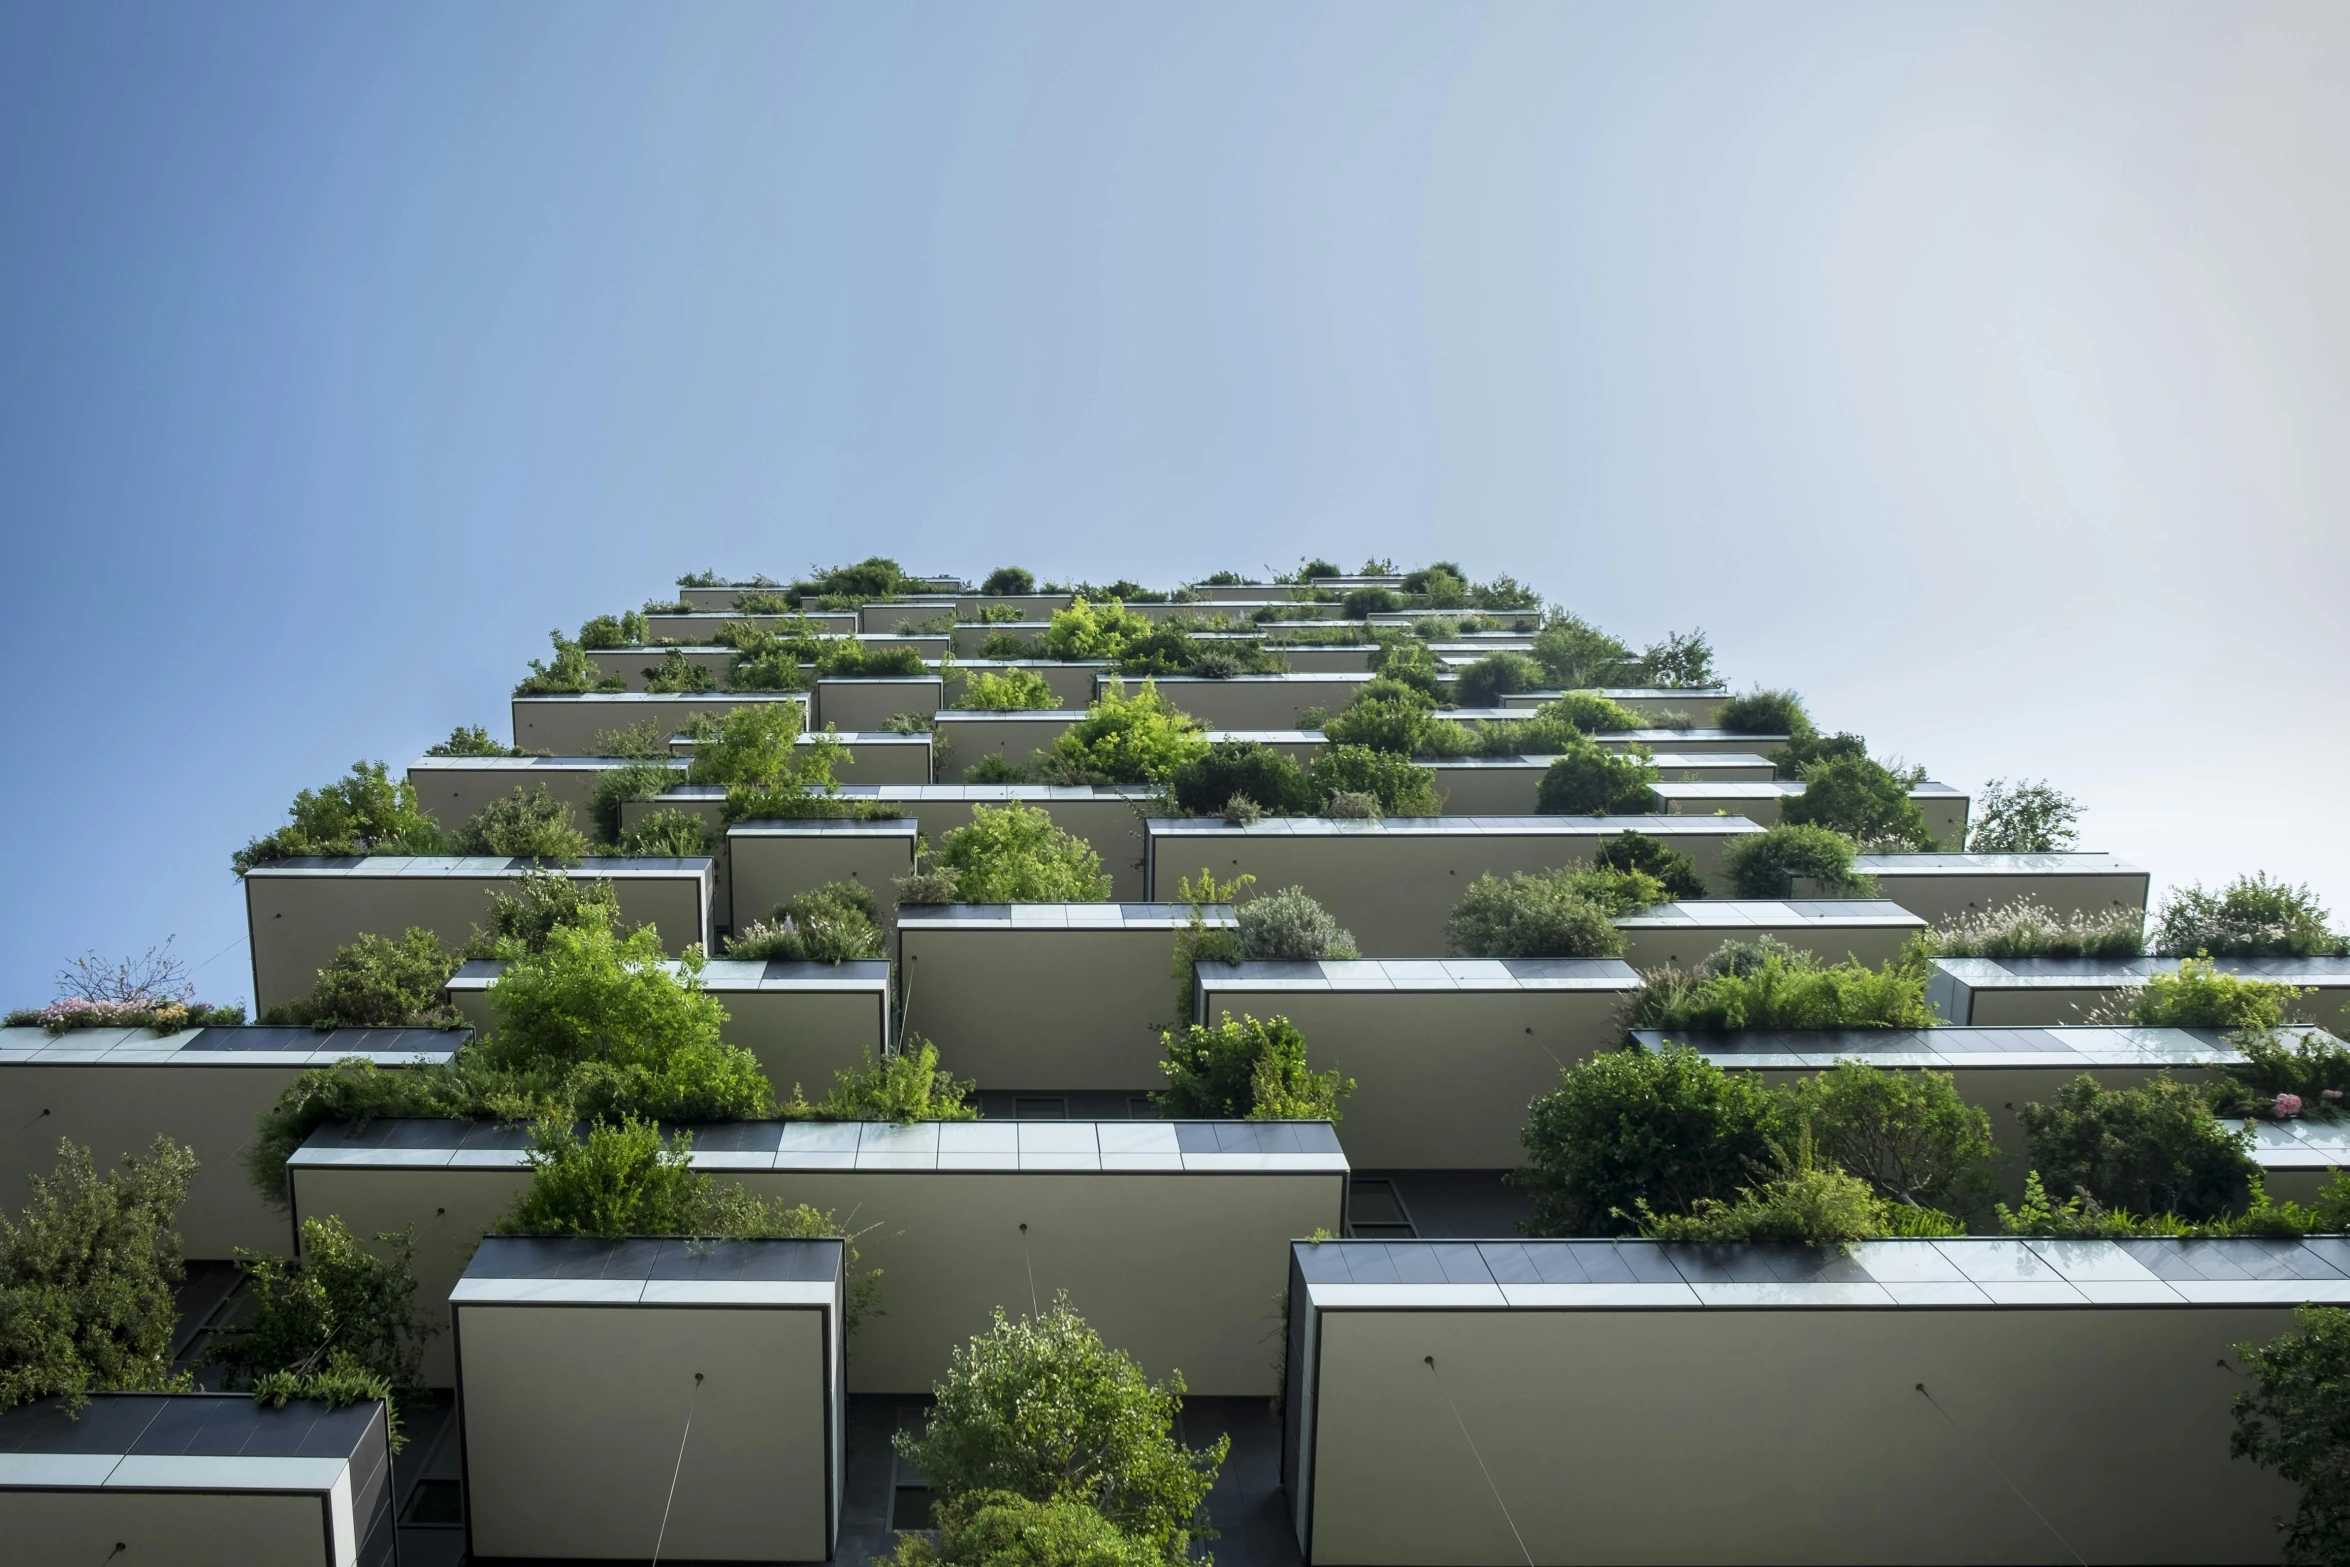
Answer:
[{"left": 2, "top": 2, "right": 2344, "bottom": 1012}]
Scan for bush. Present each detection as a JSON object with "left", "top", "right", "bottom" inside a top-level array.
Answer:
[
  {"left": 1532, "top": 692, "right": 1644, "bottom": 735},
  {"left": 1323, "top": 791, "right": 1380, "bottom": 819},
  {"left": 962, "top": 754, "right": 1031, "bottom": 784},
  {"left": 1170, "top": 742, "right": 1318, "bottom": 818},
  {"left": 1037, "top": 681, "right": 1206, "bottom": 785},
  {"left": 1782, "top": 756, "right": 1933, "bottom": 848},
  {"left": 1306, "top": 745, "right": 1442, "bottom": 816},
  {"left": 591, "top": 720, "right": 671, "bottom": 758},
  {"left": 639, "top": 649, "right": 710, "bottom": 690},
  {"left": 1717, "top": 689, "right": 1811, "bottom": 737},
  {"left": 1234, "top": 887, "right": 1357, "bottom": 961},
  {"left": 2208, "top": 1031, "right": 2350, "bottom": 1122},
  {"left": 2018, "top": 1074, "right": 2255, "bottom": 1221},
  {"left": 0, "top": 1136, "right": 198, "bottom": 1409},
  {"left": 1513, "top": 1047, "right": 1780, "bottom": 1236},
  {"left": 257, "top": 928, "right": 462, "bottom": 1029},
  {"left": 1629, "top": 1133, "right": 1954, "bottom": 1245},
  {"left": 1630, "top": 630, "right": 1718, "bottom": 689},
  {"left": 815, "top": 640, "right": 927, "bottom": 679},
  {"left": 725, "top": 881, "right": 885, "bottom": 963},
  {"left": 957, "top": 669, "right": 1059, "bottom": 712},
  {"left": 1928, "top": 899, "right": 2145, "bottom": 959},
  {"left": 1789, "top": 1061, "right": 1996, "bottom": 1215},
  {"left": 452, "top": 785, "right": 591, "bottom": 863},
  {"left": 1967, "top": 778, "right": 2081, "bottom": 853},
  {"left": 1321, "top": 694, "right": 1463, "bottom": 757},
  {"left": 427, "top": 725, "right": 527, "bottom": 757},
  {"left": 233, "top": 760, "right": 446, "bottom": 874},
  {"left": 588, "top": 760, "right": 675, "bottom": 843},
  {"left": 2231, "top": 1305, "right": 2350, "bottom": 1567},
  {"left": 887, "top": 1492, "right": 1160, "bottom": 1567},
  {"left": 1461, "top": 712, "right": 1588, "bottom": 759},
  {"left": 722, "top": 736, "right": 882, "bottom": 824},
  {"left": 1157, "top": 1012, "right": 1348, "bottom": 1120},
  {"left": 576, "top": 611, "right": 646, "bottom": 649},
  {"left": 978, "top": 630, "right": 1037, "bottom": 660},
  {"left": 1452, "top": 652, "right": 1543, "bottom": 708},
  {"left": 1722, "top": 823, "right": 1871, "bottom": 897},
  {"left": 1530, "top": 613, "right": 1634, "bottom": 689},
  {"left": 213, "top": 1215, "right": 428, "bottom": 1442},
  {"left": 2156, "top": 874, "right": 2348, "bottom": 959},
  {"left": 1594, "top": 830, "right": 1707, "bottom": 901},
  {"left": 718, "top": 622, "right": 816, "bottom": 691},
  {"left": 616, "top": 808, "right": 714, "bottom": 858},
  {"left": 924, "top": 802, "right": 1112, "bottom": 903},
  {"left": 1341, "top": 586, "right": 1402, "bottom": 618},
  {"left": 982, "top": 566, "right": 1036, "bottom": 596},
  {"left": 1366, "top": 636, "right": 1444, "bottom": 700},
  {"left": 788, "top": 557, "right": 910, "bottom": 603},
  {"left": 472, "top": 870, "right": 625, "bottom": 959},
  {"left": 2128, "top": 955, "right": 2306, "bottom": 1030},
  {"left": 1630, "top": 946, "right": 1932, "bottom": 1032},
  {"left": 685, "top": 704, "right": 813, "bottom": 789},
  {"left": 515, "top": 631, "right": 626, "bottom": 696},
  {"left": 1534, "top": 739, "right": 1658, "bottom": 815},
  {"left": 1040, "top": 598, "right": 1155, "bottom": 662},
  {"left": 895, "top": 1298, "right": 1226, "bottom": 1565},
  {"left": 792, "top": 1039, "right": 978, "bottom": 1122},
  {"left": 1445, "top": 870, "right": 1646, "bottom": 959}
]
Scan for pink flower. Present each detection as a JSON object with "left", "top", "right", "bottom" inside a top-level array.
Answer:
[
  {"left": 2326, "top": 1090, "right": 2344, "bottom": 1102},
  {"left": 2274, "top": 1093, "right": 2305, "bottom": 1119}
]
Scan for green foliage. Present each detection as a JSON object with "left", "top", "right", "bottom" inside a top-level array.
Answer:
[
  {"left": 718, "top": 621, "right": 816, "bottom": 691},
  {"left": 1534, "top": 738, "right": 1658, "bottom": 815},
  {"left": 979, "top": 630, "right": 1038, "bottom": 660},
  {"left": 1514, "top": 1047, "right": 1781, "bottom": 1236},
  {"left": 963, "top": 754, "right": 1032, "bottom": 784},
  {"left": 1530, "top": 613, "right": 1633, "bottom": 689},
  {"left": 1157, "top": 1013, "right": 1348, "bottom": 1121},
  {"left": 1782, "top": 755, "right": 1934, "bottom": 848},
  {"left": 1289, "top": 558, "right": 1342, "bottom": 583},
  {"left": 257, "top": 928, "right": 462, "bottom": 1029},
  {"left": 1595, "top": 830, "right": 1708, "bottom": 901},
  {"left": 1722, "top": 822, "right": 1872, "bottom": 898},
  {"left": 1771, "top": 729, "right": 1869, "bottom": 781},
  {"left": 684, "top": 703, "right": 812, "bottom": 788},
  {"left": 1788, "top": 1062, "right": 1996, "bottom": 1214},
  {"left": 1452, "top": 652, "right": 1543, "bottom": 708},
  {"left": 791, "top": 1039, "right": 978, "bottom": 1122},
  {"left": 2232, "top": 1305, "right": 2350, "bottom": 1566},
  {"left": 1040, "top": 598, "right": 1156, "bottom": 661},
  {"left": 2130, "top": 956, "right": 2306, "bottom": 1030},
  {"left": 1038, "top": 681, "right": 1207, "bottom": 785},
  {"left": 2017, "top": 1074, "right": 2255, "bottom": 1221},
  {"left": 1170, "top": 742, "right": 1317, "bottom": 818},
  {"left": 1532, "top": 692, "right": 1644, "bottom": 735},
  {"left": 816, "top": 640, "right": 927, "bottom": 678},
  {"left": 427, "top": 725, "right": 528, "bottom": 757},
  {"left": 1967, "top": 777, "right": 2081, "bottom": 853},
  {"left": 788, "top": 557, "right": 911, "bottom": 603},
  {"left": 1994, "top": 1168, "right": 2344, "bottom": 1240},
  {"left": 250, "top": 1351, "right": 395, "bottom": 1432},
  {"left": 1631, "top": 945, "right": 1933, "bottom": 1032},
  {"left": 576, "top": 610, "right": 647, "bottom": 649},
  {"left": 731, "top": 590, "right": 797, "bottom": 614},
  {"left": 515, "top": 630, "right": 627, "bottom": 696},
  {"left": 722, "top": 736, "right": 882, "bottom": 824},
  {"left": 1114, "top": 626, "right": 1282, "bottom": 680},
  {"left": 957, "top": 669, "right": 1059, "bottom": 711},
  {"left": 615, "top": 808, "right": 714, "bottom": 858},
  {"left": 2157, "top": 874, "right": 2349, "bottom": 959},
  {"left": 244, "top": 1058, "right": 483, "bottom": 1208},
  {"left": 982, "top": 566, "right": 1037, "bottom": 596},
  {"left": 1365, "top": 636, "right": 1444, "bottom": 700},
  {"left": 1341, "top": 586, "right": 1401, "bottom": 618},
  {"left": 214, "top": 1216, "right": 427, "bottom": 1444},
  {"left": 1717, "top": 689, "right": 1811, "bottom": 737},
  {"left": 1305, "top": 745, "right": 1442, "bottom": 816},
  {"left": 1401, "top": 563, "right": 1470, "bottom": 609},
  {"left": 452, "top": 785, "right": 591, "bottom": 863},
  {"left": 0, "top": 1137, "right": 197, "bottom": 1409},
  {"left": 591, "top": 720, "right": 671, "bottom": 758},
  {"left": 592, "top": 760, "right": 680, "bottom": 841},
  {"left": 929, "top": 802, "right": 1113, "bottom": 903},
  {"left": 677, "top": 569, "right": 724, "bottom": 588},
  {"left": 1629, "top": 1129, "right": 1953, "bottom": 1245},
  {"left": 1631, "top": 629, "right": 1718, "bottom": 689},
  {"left": 1320, "top": 692, "right": 1464, "bottom": 756},
  {"left": 233, "top": 760, "right": 446, "bottom": 875},
  {"left": 2210, "top": 1031, "right": 2350, "bottom": 1121},
  {"left": 5, "top": 999, "right": 246, "bottom": 1033},
  {"left": 725, "top": 881, "right": 885, "bottom": 963},
  {"left": 1445, "top": 868, "right": 1657, "bottom": 959},
  {"left": 896, "top": 1299, "right": 1226, "bottom": 1565},
  {"left": 1928, "top": 899, "right": 2144, "bottom": 959},
  {"left": 640, "top": 648, "right": 716, "bottom": 693},
  {"left": 887, "top": 1491, "right": 1161, "bottom": 1567},
  {"left": 471, "top": 870, "right": 625, "bottom": 960},
  {"left": 1458, "top": 712, "right": 1587, "bottom": 759},
  {"left": 1233, "top": 886, "right": 1357, "bottom": 961}
]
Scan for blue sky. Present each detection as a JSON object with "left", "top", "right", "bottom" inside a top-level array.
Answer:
[{"left": 2, "top": 2, "right": 2345, "bottom": 1011}]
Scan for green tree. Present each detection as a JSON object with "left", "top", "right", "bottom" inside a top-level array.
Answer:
[
  {"left": 1783, "top": 755, "right": 1933, "bottom": 848},
  {"left": 957, "top": 669, "right": 1060, "bottom": 712},
  {"left": 1157, "top": 1013, "right": 1350, "bottom": 1120},
  {"left": 214, "top": 1215, "right": 429, "bottom": 1440},
  {"left": 1595, "top": 831, "right": 1707, "bottom": 901},
  {"left": 1453, "top": 652, "right": 1543, "bottom": 708},
  {"left": 515, "top": 630, "right": 627, "bottom": 696},
  {"left": 1171, "top": 742, "right": 1319, "bottom": 818},
  {"left": 616, "top": 807, "right": 715, "bottom": 857},
  {"left": 1513, "top": 1048, "right": 1779, "bottom": 1236},
  {"left": 1305, "top": 745, "right": 1443, "bottom": 816},
  {"left": 1967, "top": 778, "right": 2081, "bottom": 853},
  {"left": 1790, "top": 1062, "right": 1996, "bottom": 1216},
  {"left": 452, "top": 785, "right": 592, "bottom": 862},
  {"left": 2017, "top": 1074, "right": 2255, "bottom": 1221},
  {"left": 232, "top": 760, "right": 446, "bottom": 875},
  {"left": 1039, "top": 681, "right": 1207, "bottom": 785},
  {"left": 685, "top": 703, "right": 813, "bottom": 788},
  {"left": 1040, "top": 598, "right": 1155, "bottom": 662},
  {"left": 2231, "top": 1305, "right": 2350, "bottom": 1567},
  {"left": 1722, "top": 823, "right": 1871, "bottom": 898},
  {"left": 1529, "top": 613, "right": 1634, "bottom": 689},
  {"left": 982, "top": 566, "right": 1037, "bottom": 596},
  {"left": 1717, "top": 689, "right": 1812, "bottom": 737},
  {"left": 1534, "top": 738, "right": 1658, "bottom": 815},
  {"left": 929, "top": 802, "right": 1113, "bottom": 902},
  {"left": 258, "top": 928, "right": 461, "bottom": 1028}
]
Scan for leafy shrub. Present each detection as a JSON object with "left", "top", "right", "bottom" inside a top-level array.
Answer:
[
  {"left": 591, "top": 720, "right": 671, "bottom": 758},
  {"left": 1158, "top": 1013, "right": 1348, "bottom": 1120},
  {"left": 515, "top": 631, "right": 626, "bottom": 696},
  {"left": 718, "top": 622, "right": 815, "bottom": 691},
  {"left": 725, "top": 881, "right": 884, "bottom": 963},
  {"left": 790, "top": 1039, "right": 978, "bottom": 1122},
  {"left": 1595, "top": 831, "right": 1707, "bottom": 901},
  {"left": 1170, "top": 742, "right": 1317, "bottom": 818},
  {"left": 1341, "top": 586, "right": 1402, "bottom": 617},
  {"left": 1770, "top": 728, "right": 1870, "bottom": 782},
  {"left": 982, "top": 567, "right": 1036, "bottom": 596},
  {"left": 1221, "top": 795, "right": 1262, "bottom": 825},
  {"left": 1529, "top": 613, "right": 1633, "bottom": 689},
  {"left": 1452, "top": 652, "right": 1543, "bottom": 708},
  {"left": 1629, "top": 1132, "right": 1955, "bottom": 1245},
  {"left": 731, "top": 590, "right": 796, "bottom": 614},
  {"left": 1400, "top": 563, "right": 1469, "bottom": 609},
  {"left": 1534, "top": 738, "right": 1658, "bottom": 815},
  {"left": 921, "top": 802, "right": 1112, "bottom": 902},
  {"left": 956, "top": 668, "right": 1059, "bottom": 712},
  {"left": 470, "top": 872, "right": 625, "bottom": 959},
  {"left": 1630, "top": 629, "right": 1718, "bottom": 689},
  {"left": 427, "top": 725, "right": 529, "bottom": 757},
  {"left": 233, "top": 761, "right": 446, "bottom": 874},
  {"left": 1323, "top": 791, "right": 1380, "bottom": 819},
  {"left": 723, "top": 737, "right": 886, "bottom": 824},
  {"left": 1458, "top": 712, "right": 1584, "bottom": 759},
  {"left": 1037, "top": 681, "right": 1206, "bottom": 785},
  {"left": 978, "top": 630, "right": 1038, "bottom": 660},
  {"left": 1234, "top": 887, "right": 1358, "bottom": 961},
  {"left": 452, "top": 785, "right": 591, "bottom": 863},
  {"left": 1306, "top": 745, "right": 1442, "bottom": 816},
  {"left": 1290, "top": 557, "right": 1342, "bottom": 582},
  {"left": 1532, "top": 692, "right": 1644, "bottom": 735},
  {"left": 2207, "top": 1031, "right": 2350, "bottom": 1122},
  {"left": 591, "top": 760, "right": 678, "bottom": 843},
  {"left": 788, "top": 557, "right": 911, "bottom": 603},
  {"left": 1321, "top": 693, "right": 1463, "bottom": 757},
  {"left": 1788, "top": 1061, "right": 1996, "bottom": 1215},
  {"left": 962, "top": 754, "right": 1032, "bottom": 784},
  {"left": 894, "top": 1298, "right": 1226, "bottom": 1565},
  {"left": 1967, "top": 778, "right": 2081, "bottom": 852},
  {"left": 0, "top": 1136, "right": 197, "bottom": 1409},
  {"left": 642, "top": 649, "right": 718, "bottom": 694},
  {"left": 576, "top": 611, "right": 646, "bottom": 649},
  {"left": 1722, "top": 823, "right": 1872, "bottom": 897},
  {"left": 815, "top": 640, "right": 927, "bottom": 679},
  {"left": 678, "top": 569, "right": 724, "bottom": 587},
  {"left": 257, "top": 929, "right": 462, "bottom": 1029},
  {"left": 1514, "top": 1047, "right": 1780, "bottom": 1236},
  {"left": 2017, "top": 1074, "right": 2255, "bottom": 1221},
  {"left": 684, "top": 703, "right": 811, "bottom": 788},
  {"left": 615, "top": 808, "right": 713, "bottom": 858},
  {"left": 887, "top": 1491, "right": 1160, "bottom": 1567},
  {"left": 2156, "top": 874, "right": 2348, "bottom": 959},
  {"left": 1445, "top": 869, "right": 1653, "bottom": 959},
  {"left": 2127, "top": 956, "right": 2307, "bottom": 1030},
  {"left": 1365, "top": 636, "right": 1443, "bottom": 700},
  {"left": 1630, "top": 945, "right": 1932, "bottom": 1032},
  {"left": 1717, "top": 689, "right": 1810, "bottom": 737},
  {"left": 1782, "top": 755, "right": 1933, "bottom": 848},
  {"left": 2231, "top": 1304, "right": 2350, "bottom": 1566},
  {"left": 1928, "top": 899, "right": 2145, "bottom": 959},
  {"left": 1040, "top": 598, "right": 1155, "bottom": 662},
  {"left": 213, "top": 1215, "right": 427, "bottom": 1443}
]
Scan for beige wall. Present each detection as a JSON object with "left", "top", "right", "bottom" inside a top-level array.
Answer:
[
  {"left": 815, "top": 676, "right": 944, "bottom": 732},
  {"left": 512, "top": 693, "right": 806, "bottom": 755},
  {"left": 898, "top": 923, "right": 1190, "bottom": 1089},
  {"left": 0, "top": 1489, "right": 342, "bottom": 1567},
  {"left": 1801, "top": 868, "right": 2150, "bottom": 926},
  {"left": 407, "top": 759, "right": 629, "bottom": 828},
  {"left": 1115, "top": 675, "right": 1375, "bottom": 730},
  {"left": 643, "top": 611, "right": 858, "bottom": 639},
  {"left": 727, "top": 825, "right": 918, "bottom": 932},
  {"left": 930, "top": 711, "right": 1082, "bottom": 777},
  {"left": 1303, "top": 1304, "right": 2295, "bottom": 1565},
  {"left": 1616, "top": 915, "right": 1922, "bottom": 971},
  {"left": 941, "top": 660, "right": 1106, "bottom": 707},
  {"left": 585, "top": 645, "right": 734, "bottom": 691}
]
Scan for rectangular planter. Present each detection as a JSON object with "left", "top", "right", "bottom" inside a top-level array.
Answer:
[
  {"left": 813, "top": 675, "right": 944, "bottom": 732},
  {"left": 447, "top": 958, "right": 889, "bottom": 1090},
  {"left": 0, "top": 1393, "right": 395, "bottom": 1567},
  {"left": 1928, "top": 955, "right": 2350, "bottom": 1032},
  {"left": 1283, "top": 1238, "right": 2313, "bottom": 1566},
  {"left": 243, "top": 856, "right": 712, "bottom": 1014},
  {"left": 408, "top": 754, "right": 682, "bottom": 831},
  {"left": 512, "top": 692, "right": 806, "bottom": 756},
  {"left": 862, "top": 594, "right": 1073, "bottom": 632},
  {"left": 1799, "top": 852, "right": 2151, "bottom": 926},
  {"left": 289, "top": 1117, "right": 1347, "bottom": 1393},
  {"left": 727, "top": 819, "right": 920, "bottom": 933},
  {"left": 643, "top": 610, "right": 859, "bottom": 639},
  {"left": 453, "top": 1236, "right": 843, "bottom": 1564},
  {"left": 1268, "top": 644, "right": 1377, "bottom": 673},
  {"left": 1650, "top": 781, "right": 1971, "bottom": 845},
  {"left": 1500, "top": 687, "right": 1732, "bottom": 726},
  {"left": 0, "top": 1023, "right": 462, "bottom": 1259},
  {"left": 1145, "top": 817, "right": 1765, "bottom": 957},
  {"left": 1194, "top": 959, "right": 1640, "bottom": 1167},
  {"left": 896, "top": 904, "right": 1237, "bottom": 1090},
  {"left": 1103, "top": 673, "right": 1377, "bottom": 730},
  {"left": 1615, "top": 899, "right": 1928, "bottom": 971}
]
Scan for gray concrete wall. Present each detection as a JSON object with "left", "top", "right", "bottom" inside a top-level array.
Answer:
[
  {"left": 815, "top": 676, "right": 944, "bottom": 732},
  {"left": 512, "top": 693, "right": 806, "bottom": 756},
  {"left": 0, "top": 1489, "right": 347, "bottom": 1567},
  {"left": 1615, "top": 909, "right": 1925, "bottom": 971}
]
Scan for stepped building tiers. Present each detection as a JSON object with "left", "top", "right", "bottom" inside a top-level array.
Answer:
[{"left": 4, "top": 558, "right": 2343, "bottom": 1565}]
